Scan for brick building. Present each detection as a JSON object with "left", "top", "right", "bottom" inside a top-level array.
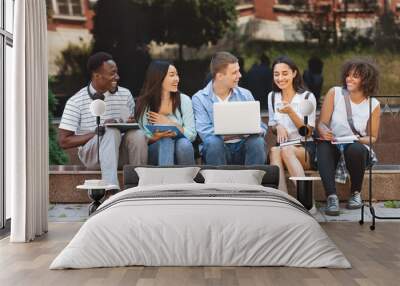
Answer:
[
  {"left": 47, "top": 0, "right": 95, "bottom": 75},
  {"left": 250, "top": 0, "right": 400, "bottom": 41}
]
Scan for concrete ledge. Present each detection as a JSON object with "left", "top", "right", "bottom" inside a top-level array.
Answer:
[
  {"left": 49, "top": 165, "right": 123, "bottom": 203},
  {"left": 287, "top": 165, "right": 400, "bottom": 201},
  {"left": 49, "top": 164, "right": 400, "bottom": 203}
]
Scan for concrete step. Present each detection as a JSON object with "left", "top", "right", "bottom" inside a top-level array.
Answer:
[
  {"left": 49, "top": 164, "right": 400, "bottom": 203},
  {"left": 49, "top": 165, "right": 123, "bottom": 203},
  {"left": 287, "top": 165, "right": 400, "bottom": 201}
]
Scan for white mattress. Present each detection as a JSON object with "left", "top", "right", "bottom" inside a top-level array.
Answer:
[{"left": 50, "top": 183, "right": 351, "bottom": 269}]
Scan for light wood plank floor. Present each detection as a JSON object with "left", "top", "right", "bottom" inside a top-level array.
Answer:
[{"left": 0, "top": 222, "right": 399, "bottom": 286}]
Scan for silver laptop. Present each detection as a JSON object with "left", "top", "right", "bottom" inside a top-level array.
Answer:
[{"left": 213, "top": 101, "right": 261, "bottom": 135}]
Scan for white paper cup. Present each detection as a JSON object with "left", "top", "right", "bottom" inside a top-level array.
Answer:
[{"left": 84, "top": 179, "right": 106, "bottom": 187}]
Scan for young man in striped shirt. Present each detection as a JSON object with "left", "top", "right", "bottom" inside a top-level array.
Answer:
[{"left": 59, "top": 52, "right": 148, "bottom": 191}]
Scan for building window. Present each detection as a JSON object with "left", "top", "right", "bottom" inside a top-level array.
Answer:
[
  {"left": 1, "top": 0, "right": 14, "bottom": 231},
  {"left": 277, "top": 0, "right": 307, "bottom": 5},
  {"left": 342, "top": 0, "right": 378, "bottom": 11},
  {"left": 237, "top": 0, "right": 253, "bottom": 5},
  {"left": 52, "top": 0, "right": 83, "bottom": 17}
]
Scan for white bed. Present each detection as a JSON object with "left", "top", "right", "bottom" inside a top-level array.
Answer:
[{"left": 50, "top": 183, "right": 351, "bottom": 269}]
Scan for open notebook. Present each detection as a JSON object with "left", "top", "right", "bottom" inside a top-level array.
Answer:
[{"left": 332, "top": 135, "right": 359, "bottom": 144}]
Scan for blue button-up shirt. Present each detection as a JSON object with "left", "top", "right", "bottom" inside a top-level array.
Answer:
[{"left": 192, "top": 81, "right": 267, "bottom": 142}]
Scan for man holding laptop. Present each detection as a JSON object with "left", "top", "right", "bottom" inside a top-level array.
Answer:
[{"left": 192, "top": 51, "right": 267, "bottom": 165}]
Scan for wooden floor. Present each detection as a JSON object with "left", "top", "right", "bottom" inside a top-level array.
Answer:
[{"left": 0, "top": 222, "right": 399, "bottom": 286}]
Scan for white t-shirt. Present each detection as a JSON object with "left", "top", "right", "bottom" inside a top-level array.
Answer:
[
  {"left": 268, "top": 90, "right": 317, "bottom": 141},
  {"left": 330, "top": 87, "right": 380, "bottom": 137},
  {"left": 59, "top": 84, "right": 135, "bottom": 135}
]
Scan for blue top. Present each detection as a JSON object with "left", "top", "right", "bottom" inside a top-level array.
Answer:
[
  {"left": 192, "top": 81, "right": 267, "bottom": 142},
  {"left": 138, "top": 93, "right": 197, "bottom": 142}
]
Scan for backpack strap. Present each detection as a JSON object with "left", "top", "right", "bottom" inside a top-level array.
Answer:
[
  {"left": 342, "top": 88, "right": 362, "bottom": 137},
  {"left": 271, "top": 92, "right": 276, "bottom": 113}
]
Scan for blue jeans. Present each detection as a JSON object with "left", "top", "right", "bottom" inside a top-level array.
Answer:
[
  {"left": 148, "top": 137, "right": 195, "bottom": 166},
  {"left": 202, "top": 135, "right": 266, "bottom": 165}
]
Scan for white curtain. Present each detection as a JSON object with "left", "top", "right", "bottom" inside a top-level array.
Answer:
[{"left": 7, "top": 0, "right": 49, "bottom": 242}]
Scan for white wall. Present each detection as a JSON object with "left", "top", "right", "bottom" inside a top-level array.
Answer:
[{"left": 47, "top": 27, "right": 92, "bottom": 75}]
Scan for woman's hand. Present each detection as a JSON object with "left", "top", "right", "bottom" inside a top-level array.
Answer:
[
  {"left": 152, "top": 130, "right": 176, "bottom": 140},
  {"left": 147, "top": 112, "right": 172, "bottom": 125},
  {"left": 276, "top": 125, "right": 288, "bottom": 144},
  {"left": 319, "top": 124, "right": 334, "bottom": 141},
  {"left": 359, "top": 136, "right": 376, "bottom": 145},
  {"left": 277, "top": 101, "right": 295, "bottom": 115}
]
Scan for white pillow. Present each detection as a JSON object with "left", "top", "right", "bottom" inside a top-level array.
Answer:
[
  {"left": 200, "top": 169, "right": 266, "bottom": 185},
  {"left": 135, "top": 167, "right": 201, "bottom": 186}
]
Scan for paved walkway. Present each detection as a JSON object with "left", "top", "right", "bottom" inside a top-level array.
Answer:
[{"left": 48, "top": 202, "right": 400, "bottom": 223}]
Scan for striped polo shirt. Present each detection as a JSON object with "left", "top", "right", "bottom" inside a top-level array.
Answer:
[{"left": 59, "top": 84, "right": 135, "bottom": 135}]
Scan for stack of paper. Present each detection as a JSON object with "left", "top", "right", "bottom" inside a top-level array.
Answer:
[
  {"left": 279, "top": 139, "right": 301, "bottom": 147},
  {"left": 332, "top": 135, "right": 359, "bottom": 144}
]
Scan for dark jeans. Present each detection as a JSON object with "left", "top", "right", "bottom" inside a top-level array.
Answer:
[{"left": 317, "top": 141, "right": 368, "bottom": 196}]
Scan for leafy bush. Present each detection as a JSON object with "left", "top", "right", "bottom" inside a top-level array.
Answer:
[
  {"left": 49, "top": 80, "right": 68, "bottom": 165},
  {"left": 384, "top": 201, "right": 400, "bottom": 208},
  {"left": 53, "top": 42, "right": 92, "bottom": 96}
]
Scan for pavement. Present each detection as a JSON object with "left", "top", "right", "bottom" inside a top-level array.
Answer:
[{"left": 48, "top": 202, "right": 400, "bottom": 223}]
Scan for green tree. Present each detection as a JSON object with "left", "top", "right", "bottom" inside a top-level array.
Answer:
[
  {"left": 53, "top": 42, "right": 92, "bottom": 96},
  {"left": 151, "top": 0, "right": 237, "bottom": 61},
  {"left": 91, "top": 0, "right": 237, "bottom": 95},
  {"left": 298, "top": 0, "right": 379, "bottom": 49},
  {"left": 374, "top": 9, "right": 400, "bottom": 52},
  {"left": 48, "top": 80, "right": 68, "bottom": 165},
  {"left": 296, "top": 1, "right": 337, "bottom": 48},
  {"left": 91, "top": 0, "right": 152, "bottom": 96}
]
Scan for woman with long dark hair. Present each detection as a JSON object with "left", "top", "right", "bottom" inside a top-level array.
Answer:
[
  {"left": 135, "top": 60, "right": 196, "bottom": 165},
  {"left": 317, "top": 59, "right": 380, "bottom": 216},
  {"left": 268, "top": 56, "right": 317, "bottom": 193}
]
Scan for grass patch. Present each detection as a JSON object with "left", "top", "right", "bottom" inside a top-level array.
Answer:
[{"left": 384, "top": 201, "right": 400, "bottom": 208}]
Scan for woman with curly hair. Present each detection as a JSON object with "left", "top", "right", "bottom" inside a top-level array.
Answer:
[{"left": 317, "top": 59, "right": 380, "bottom": 216}]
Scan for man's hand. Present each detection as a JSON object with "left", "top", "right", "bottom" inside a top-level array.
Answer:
[
  {"left": 95, "top": 126, "right": 106, "bottom": 136},
  {"left": 104, "top": 118, "right": 118, "bottom": 124},
  {"left": 223, "top": 135, "right": 242, "bottom": 141},
  {"left": 58, "top": 128, "right": 95, "bottom": 149},
  {"left": 127, "top": 116, "right": 136, "bottom": 123}
]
